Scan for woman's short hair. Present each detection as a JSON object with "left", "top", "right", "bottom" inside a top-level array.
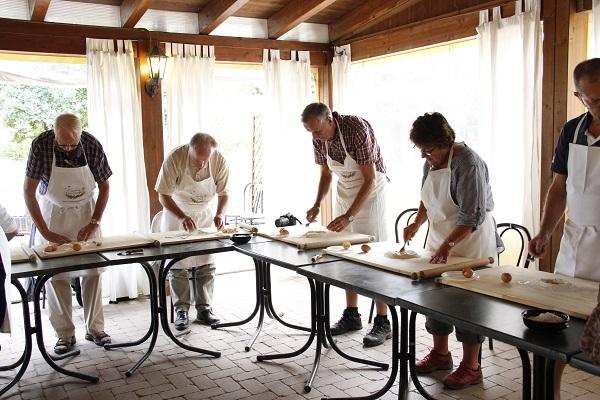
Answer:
[{"left": 409, "top": 112, "right": 456, "bottom": 149}]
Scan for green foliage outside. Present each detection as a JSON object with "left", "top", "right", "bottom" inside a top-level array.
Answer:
[{"left": 0, "top": 84, "right": 88, "bottom": 161}]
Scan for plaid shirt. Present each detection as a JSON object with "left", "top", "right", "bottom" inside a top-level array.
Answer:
[
  {"left": 25, "top": 130, "right": 112, "bottom": 195},
  {"left": 312, "top": 112, "right": 386, "bottom": 173}
]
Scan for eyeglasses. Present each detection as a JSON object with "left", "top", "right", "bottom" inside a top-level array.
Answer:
[
  {"left": 416, "top": 145, "right": 437, "bottom": 157},
  {"left": 55, "top": 142, "right": 79, "bottom": 150}
]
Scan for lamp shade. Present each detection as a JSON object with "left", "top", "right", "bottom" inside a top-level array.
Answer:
[{"left": 148, "top": 44, "right": 167, "bottom": 80}]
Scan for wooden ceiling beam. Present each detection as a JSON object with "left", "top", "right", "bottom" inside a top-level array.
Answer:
[
  {"left": 329, "top": 0, "right": 421, "bottom": 43},
  {"left": 120, "top": 0, "right": 152, "bottom": 28},
  {"left": 28, "top": 0, "right": 51, "bottom": 21},
  {"left": 267, "top": 0, "right": 337, "bottom": 39},
  {"left": 576, "top": 0, "right": 592, "bottom": 12},
  {"left": 198, "top": 0, "right": 252, "bottom": 34},
  {"left": 340, "top": 0, "right": 514, "bottom": 45}
]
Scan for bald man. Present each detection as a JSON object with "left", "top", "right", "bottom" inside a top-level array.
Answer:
[{"left": 24, "top": 113, "right": 112, "bottom": 354}]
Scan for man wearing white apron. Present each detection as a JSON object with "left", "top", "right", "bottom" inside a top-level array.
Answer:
[
  {"left": 155, "top": 133, "right": 229, "bottom": 331},
  {"left": 0, "top": 202, "right": 18, "bottom": 334},
  {"left": 404, "top": 113, "right": 499, "bottom": 389},
  {"left": 530, "top": 58, "right": 600, "bottom": 398},
  {"left": 302, "top": 103, "right": 391, "bottom": 348},
  {"left": 23, "top": 114, "right": 112, "bottom": 354}
]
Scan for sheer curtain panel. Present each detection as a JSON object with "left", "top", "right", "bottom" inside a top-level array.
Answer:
[{"left": 331, "top": 45, "right": 351, "bottom": 112}]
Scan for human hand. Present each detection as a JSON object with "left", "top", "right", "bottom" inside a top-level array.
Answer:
[
  {"left": 429, "top": 243, "right": 451, "bottom": 264},
  {"left": 306, "top": 206, "right": 320, "bottom": 223},
  {"left": 77, "top": 223, "right": 99, "bottom": 241},
  {"left": 528, "top": 233, "right": 550, "bottom": 258},
  {"left": 403, "top": 222, "right": 420, "bottom": 243},
  {"left": 182, "top": 216, "right": 196, "bottom": 232},
  {"left": 327, "top": 214, "right": 350, "bottom": 232},
  {"left": 214, "top": 215, "right": 224, "bottom": 230},
  {"left": 42, "top": 230, "right": 71, "bottom": 244}
]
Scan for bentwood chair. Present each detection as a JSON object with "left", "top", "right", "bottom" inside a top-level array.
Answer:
[{"left": 367, "top": 208, "right": 430, "bottom": 323}]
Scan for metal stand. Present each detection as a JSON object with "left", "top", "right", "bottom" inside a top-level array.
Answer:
[
  {"left": 0, "top": 280, "right": 33, "bottom": 397},
  {"left": 212, "top": 258, "right": 310, "bottom": 352}
]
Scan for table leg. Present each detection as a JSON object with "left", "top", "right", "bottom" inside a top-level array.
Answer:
[
  {"left": 408, "top": 311, "right": 436, "bottom": 400},
  {"left": 517, "top": 348, "right": 532, "bottom": 400},
  {"left": 32, "top": 274, "right": 98, "bottom": 383},
  {"left": 159, "top": 259, "right": 221, "bottom": 358},
  {"left": 304, "top": 280, "right": 326, "bottom": 393},
  {"left": 533, "top": 354, "right": 546, "bottom": 400},
  {"left": 398, "top": 308, "right": 408, "bottom": 400},
  {"left": 545, "top": 359, "right": 555, "bottom": 400},
  {"left": 0, "top": 280, "right": 33, "bottom": 397}
]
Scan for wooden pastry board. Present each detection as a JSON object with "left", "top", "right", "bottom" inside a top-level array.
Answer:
[
  {"left": 32, "top": 234, "right": 155, "bottom": 259},
  {"left": 11, "top": 244, "right": 36, "bottom": 264},
  {"left": 254, "top": 225, "right": 373, "bottom": 249},
  {"left": 146, "top": 230, "right": 230, "bottom": 246},
  {"left": 324, "top": 241, "right": 493, "bottom": 279},
  {"left": 439, "top": 266, "right": 598, "bottom": 319}
]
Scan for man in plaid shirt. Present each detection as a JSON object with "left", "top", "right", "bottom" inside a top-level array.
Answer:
[
  {"left": 303, "top": 102, "right": 391, "bottom": 347},
  {"left": 23, "top": 113, "right": 112, "bottom": 355}
]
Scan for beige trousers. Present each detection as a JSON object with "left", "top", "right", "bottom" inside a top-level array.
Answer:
[
  {"left": 46, "top": 275, "right": 104, "bottom": 338},
  {"left": 169, "top": 264, "right": 215, "bottom": 315}
]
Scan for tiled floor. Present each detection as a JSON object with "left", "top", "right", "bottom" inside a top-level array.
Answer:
[{"left": 1, "top": 260, "right": 599, "bottom": 400}]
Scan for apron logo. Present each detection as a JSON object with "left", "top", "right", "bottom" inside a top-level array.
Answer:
[
  {"left": 64, "top": 186, "right": 85, "bottom": 199},
  {"left": 191, "top": 195, "right": 207, "bottom": 203},
  {"left": 341, "top": 172, "right": 356, "bottom": 179}
]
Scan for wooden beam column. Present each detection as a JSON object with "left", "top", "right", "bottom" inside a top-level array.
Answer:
[
  {"left": 28, "top": 0, "right": 51, "bottom": 21},
  {"left": 198, "top": 0, "right": 251, "bottom": 34},
  {"left": 538, "top": 0, "right": 573, "bottom": 272},
  {"left": 137, "top": 41, "right": 164, "bottom": 218},
  {"left": 267, "top": 0, "right": 337, "bottom": 39},
  {"left": 120, "top": 0, "right": 151, "bottom": 28}
]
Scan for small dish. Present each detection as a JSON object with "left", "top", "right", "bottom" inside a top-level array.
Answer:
[
  {"left": 326, "top": 245, "right": 352, "bottom": 254},
  {"left": 230, "top": 233, "right": 252, "bottom": 244},
  {"left": 522, "top": 309, "right": 569, "bottom": 332},
  {"left": 441, "top": 271, "right": 479, "bottom": 281}
]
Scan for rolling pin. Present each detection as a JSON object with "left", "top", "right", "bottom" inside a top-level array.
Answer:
[
  {"left": 410, "top": 257, "right": 495, "bottom": 280},
  {"left": 239, "top": 223, "right": 259, "bottom": 234},
  {"left": 21, "top": 243, "right": 37, "bottom": 262}
]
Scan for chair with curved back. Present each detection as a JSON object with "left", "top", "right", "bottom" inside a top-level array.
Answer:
[{"left": 367, "top": 208, "right": 430, "bottom": 323}]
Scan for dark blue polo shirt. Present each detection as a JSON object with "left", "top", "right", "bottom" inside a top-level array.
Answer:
[{"left": 551, "top": 113, "right": 600, "bottom": 175}]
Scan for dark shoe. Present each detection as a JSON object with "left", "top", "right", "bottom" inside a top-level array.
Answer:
[
  {"left": 85, "top": 331, "right": 111, "bottom": 346},
  {"left": 196, "top": 309, "right": 220, "bottom": 325},
  {"left": 363, "top": 315, "right": 392, "bottom": 347},
  {"left": 174, "top": 310, "right": 189, "bottom": 331},
  {"left": 416, "top": 350, "right": 453, "bottom": 374},
  {"left": 330, "top": 308, "right": 362, "bottom": 336},
  {"left": 443, "top": 362, "right": 483, "bottom": 389},
  {"left": 54, "top": 336, "right": 76, "bottom": 354}
]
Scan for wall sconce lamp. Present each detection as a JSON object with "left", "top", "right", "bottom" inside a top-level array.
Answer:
[{"left": 145, "top": 44, "right": 168, "bottom": 97}]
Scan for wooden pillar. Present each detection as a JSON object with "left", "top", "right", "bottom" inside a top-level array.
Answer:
[
  {"left": 137, "top": 40, "right": 164, "bottom": 219},
  {"left": 318, "top": 62, "right": 334, "bottom": 225},
  {"left": 539, "top": 0, "right": 575, "bottom": 272}
]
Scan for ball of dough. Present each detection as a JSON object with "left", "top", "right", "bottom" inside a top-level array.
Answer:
[
  {"left": 279, "top": 228, "right": 289, "bottom": 236},
  {"left": 361, "top": 244, "right": 371, "bottom": 253},
  {"left": 501, "top": 272, "right": 512, "bottom": 283},
  {"left": 44, "top": 244, "right": 58, "bottom": 253},
  {"left": 72, "top": 242, "right": 82, "bottom": 251},
  {"left": 462, "top": 267, "right": 474, "bottom": 278},
  {"left": 342, "top": 241, "right": 352, "bottom": 250}
]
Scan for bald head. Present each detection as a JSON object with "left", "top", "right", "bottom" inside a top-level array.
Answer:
[
  {"left": 54, "top": 113, "right": 82, "bottom": 150},
  {"left": 188, "top": 133, "right": 217, "bottom": 168}
]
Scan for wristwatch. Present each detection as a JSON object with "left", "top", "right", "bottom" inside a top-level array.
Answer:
[
  {"left": 447, "top": 241, "right": 456, "bottom": 247},
  {"left": 90, "top": 218, "right": 100, "bottom": 225},
  {"left": 346, "top": 213, "right": 355, "bottom": 223}
]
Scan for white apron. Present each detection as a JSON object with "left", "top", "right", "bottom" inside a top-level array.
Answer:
[
  {"left": 326, "top": 132, "right": 388, "bottom": 241},
  {"left": 0, "top": 229, "right": 10, "bottom": 333},
  {"left": 34, "top": 146, "right": 102, "bottom": 280},
  {"left": 161, "top": 155, "right": 217, "bottom": 269},
  {"left": 421, "top": 145, "right": 497, "bottom": 263},
  {"left": 555, "top": 116, "right": 600, "bottom": 280}
]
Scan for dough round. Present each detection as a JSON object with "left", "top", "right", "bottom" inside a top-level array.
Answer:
[
  {"left": 305, "top": 231, "right": 326, "bottom": 238},
  {"left": 279, "top": 228, "right": 289, "bottom": 236},
  {"left": 72, "top": 242, "right": 82, "bottom": 251},
  {"left": 361, "top": 244, "right": 371, "bottom": 253},
  {"left": 386, "top": 250, "right": 419, "bottom": 259},
  {"left": 44, "top": 244, "right": 58, "bottom": 253},
  {"left": 342, "top": 241, "right": 351, "bottom": 250},
  {"left": 462, "top": 267, "right": 474, "bottom": 278},
  {"left": 501, "top": 272, "right": 512, "bottom": 283}
]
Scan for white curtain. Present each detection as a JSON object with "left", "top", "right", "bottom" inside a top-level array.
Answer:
[
  {"left": 86, "top": 39, "right": 151, "bottom": 300},
  {"left": 593, "top": 0, "right": 600, "bottom": 56},
  {"left": 331, "top": 44, "right": 351, "bottom": 112},
  {"left": 163, "top": 43, "right": 215, "bottom": 152},
  {"left": 262, "top": 49, "right": 315, "bottom": 219},
  {"left": 477, "top": 0, "right": 542, "bottom": 243}
]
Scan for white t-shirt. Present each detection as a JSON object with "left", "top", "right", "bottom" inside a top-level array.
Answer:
[{"left": 0, "top": 203, "right": 17, "bottom": 235}]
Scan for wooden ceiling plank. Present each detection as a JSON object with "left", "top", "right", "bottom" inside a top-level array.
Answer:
[
  {"left": 28, "top": 0, "right": 51, "bottom": 21},
  {"left": 121, "top": 0, "right": 152, "bottom": 28},
  {"left": 340, "top": 0, "right": 514, "bottom": 45},
  {"left": 267, "top": 0, "right": 337, "bottom": 39},
  {"left": 329, "top": 0, "right": 421, "bottom": 43},
  {"left": 198, "top": 0, "right": 252, "bottom": 34}
]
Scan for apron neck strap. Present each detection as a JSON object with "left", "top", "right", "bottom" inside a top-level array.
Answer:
[{"left": 574, "top": 115, "right": 588, "bottom": 145}]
